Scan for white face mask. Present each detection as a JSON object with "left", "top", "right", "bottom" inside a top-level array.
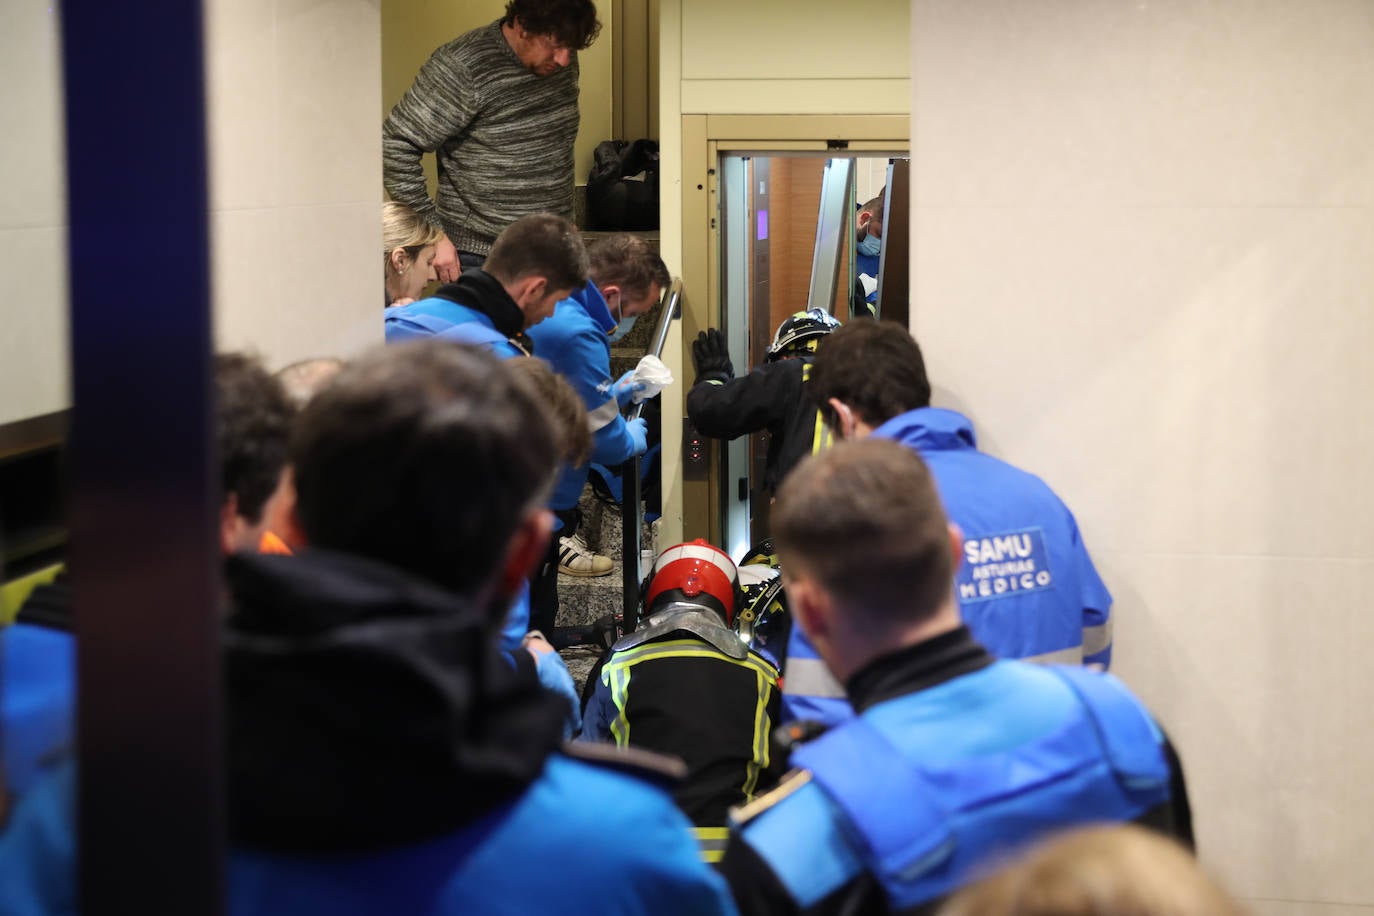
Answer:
[
  {"left": 857, "top": 231, "right": 882, "bottom": 258},
  {"left": 606, "top": 291, "right": 638, "bottom": 342}
]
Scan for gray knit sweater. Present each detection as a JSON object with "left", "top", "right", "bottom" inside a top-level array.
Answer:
[{"left": 383, "top": 20, "right": 579, "bottom": 256}]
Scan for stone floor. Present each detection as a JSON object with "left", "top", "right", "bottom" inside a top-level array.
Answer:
[{"left": 554, "top": 487, "right": 659, "bottom": 696}]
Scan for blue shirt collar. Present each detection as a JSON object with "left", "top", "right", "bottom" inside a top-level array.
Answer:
[
  {"left": 567, "top": 281, "right": 617, "bottom": 334},
  {"left": 871, "top": 407, "right": 978, "bottom": 452}
]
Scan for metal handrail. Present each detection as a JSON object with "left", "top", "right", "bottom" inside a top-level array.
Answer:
[{"left": 621, "top": 278, "right": 683, "bottom": 632}]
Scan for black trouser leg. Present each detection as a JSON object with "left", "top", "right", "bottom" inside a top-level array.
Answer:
[
  {"left": 528, "top": 508, "right": 581, "bottom": 635},
  {"left": 528, "top": 534, "right": 561, "bottom": 635}
]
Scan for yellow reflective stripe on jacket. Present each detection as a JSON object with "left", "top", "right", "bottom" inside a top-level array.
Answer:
[
  {"left": 600, "top": 639, "right": 779, "bottom": 773},
  {"left": 801, "top": 362, "right": 832, "bottom": 455},
  {"left": 694, "top": 826, "right": 731, "bottom": 863},
  {"left": 741, "top": 667, "right": 774, "bottom": 801}
]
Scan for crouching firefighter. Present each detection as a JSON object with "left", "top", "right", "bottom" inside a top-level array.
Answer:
[{"left": 581, "top": 541, "right": 782, "bottom": 863}]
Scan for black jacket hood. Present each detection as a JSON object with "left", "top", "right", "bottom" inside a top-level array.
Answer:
[{"left": 224, "top": 549, "right": 566, "bottom": 853}]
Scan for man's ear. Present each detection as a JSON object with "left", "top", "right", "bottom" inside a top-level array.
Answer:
[
  {"left": 827, "top": 397, "right": 855, "bottom": 440},
  {"left": 220, "top": 493, "right": 241, "bottom": 555},
  {"left": 786, "top": 574, "right": 831, "bottom": 643},
  {"left": 947, "top": 522, "right": 964, "bottom": 568},
  {"left": 856, "top": 210, "right": 872, "bottom": 232},
  {"left": 514, "top": 275, "right": 549, "bottom": 311},
  {"left": 265, "top": 467, "right": 307, "bottom": 550},
  {"left": 599, "top": 283, "right": 621, "bottom": 305},
  {"left": 498, "top": 508, "right": 554, "bottom": 598}
]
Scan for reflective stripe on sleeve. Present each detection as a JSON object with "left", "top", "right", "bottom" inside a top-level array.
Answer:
[
  {"left": 694, "top": 826, "right": 730, "bottom": 863},
  {"left": 1083, "top": 619, "right": 1113, "bottom": 656},
  {"left": 587, "top": 396, "right": 620, "bottom": 432},
  {"left": 783, "top": 657, "right": 847, "bottom": 699},
  {"left": 1022, "top": 645, "right": 1084, "bottom": 665}
]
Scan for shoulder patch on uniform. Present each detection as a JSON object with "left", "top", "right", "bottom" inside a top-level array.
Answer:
[
  {"left": 730, "top": 769, "right": 812, "bottom": 826},
  {"left": 560, "top": 741, "right": 688, "bottom": 789}
]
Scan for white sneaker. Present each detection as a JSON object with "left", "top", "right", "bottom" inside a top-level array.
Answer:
[{"left": 558, "top": 533, "right": 614, "bottom": 577}]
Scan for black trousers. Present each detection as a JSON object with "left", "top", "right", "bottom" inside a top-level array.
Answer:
[{"left": 528, "top": 507, "right": 581, "bottom": 635}]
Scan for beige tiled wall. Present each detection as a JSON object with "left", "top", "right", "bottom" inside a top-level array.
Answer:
[
  {"left": 911, "top": 1, "right": 1374, "bottom": 910},
  {"left": 0, "top": 2, "right": 69, "bottom": 425},
  {"left": 205, "top": 0, "right": 383, "bottom": 368}
]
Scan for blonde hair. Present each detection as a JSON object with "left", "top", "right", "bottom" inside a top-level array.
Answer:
[
  {"left": 383, "top": 201, "right": 443, "bottom": 270},
  {"left": 939, "top": 825, "right": 1244, "bottom": 916}
]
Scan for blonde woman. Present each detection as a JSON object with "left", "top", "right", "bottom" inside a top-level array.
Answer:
[
  {"left": 383, "top": 201, "right": 443, "bottom": 307},
  {"left": 940, "top": 825, "right": 1244, "bottom": 916}
]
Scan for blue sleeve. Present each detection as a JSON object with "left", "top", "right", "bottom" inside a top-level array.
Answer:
[
  {"left": 1070, "top": 513, "right": 1113, "bottom": 669},
  {"left": 534, "top": 650, "right": 583, "bottom": 739},
  {"left": 498, "top": 584, "right": 532, "bottom": 655},
  {"left": 590, "top": 416, "right": 636, "bottom": 467},
  {"left": 577, "top": 671, "right": 615, "bottom": 743},
  {"left": 0, "top": 759, "right": 78, "bottom": 916},
  {"left": 611, "top": 788, "right": 740, "bottom": 915}
]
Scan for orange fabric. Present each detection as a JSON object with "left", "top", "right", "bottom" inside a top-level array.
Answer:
[{"left": 258, "top": 531, "right": 294, "bottom": 556}]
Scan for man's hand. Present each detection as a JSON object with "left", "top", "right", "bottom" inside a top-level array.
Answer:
[
  {"left": 433, "top": 235, "right": 460, "bottom": 284},
  {"left": 626, "top": 417, "right": 649, "bottom": 456},
  {"left": 692, "top": 328, "right": 735, "bottom": 383}
]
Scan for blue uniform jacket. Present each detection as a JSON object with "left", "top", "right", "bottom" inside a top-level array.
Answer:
[
  {"left": 1, "top": 624, "right": 75, "bottom": 798},
  {"left": 525, "top": 283, "right": 639, "bottom": 514},
  {"left": 782, "top": 408, "right": 1112, "bottom": 726},
  {"left": 874, "top": 408, "right": 1112, "bottom": 666},
  {"left": 0, "top": 755, "right": 736, "bottom": 916},
  {"left": 384, "top": 298, "right": 525, "bottom": 359},
  {"left": 726, "top": 633, "right": 1181, "bottom": 915}
]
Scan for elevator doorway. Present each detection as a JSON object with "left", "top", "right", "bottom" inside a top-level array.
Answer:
[{"left": 711, "top": 153, "right": 910, "bottom": 559}]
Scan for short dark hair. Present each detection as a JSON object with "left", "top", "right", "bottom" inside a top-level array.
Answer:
[
  {"left": 859, "top": 189, "right": 886, "bottom": 221},
  {"left": 504, "top": 0, "right": 602, "bottom": 51},
  {"left": 505, "top": 356, "right": 591, "bottom": 465},
  {"left": 216, "top": 353, "right": 295, "bottom": 524},
  {"left": 808, "top": 319, "right": 931, "bottom": 430},
  {"left": 773, "top": 439, "right": 953, "bottom": 625},
  {"left": 587, "top": 233, "right": 670, "bottom": 303},
  {"left": 290, "top": 341, "right": 557, "bottom": 596},
  {"left": 484, "top": 213, "right": 589, "bottom": 295}
]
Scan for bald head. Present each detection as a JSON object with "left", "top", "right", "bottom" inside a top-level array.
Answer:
[{"left": 773, "top": 438, "right": 955, "bottom": 627}]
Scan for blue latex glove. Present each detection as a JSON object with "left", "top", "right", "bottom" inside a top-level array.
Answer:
[
  {"left": 611, "top": 369, "right": 648, "bottom": 408},
  {"left": 626, "top": 417, "right": 649, "bottom": 456}
]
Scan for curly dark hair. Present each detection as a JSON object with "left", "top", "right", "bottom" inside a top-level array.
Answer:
[
  {"left": 215, "top": 353, "right": 295, "bottom": 523},
  {"left": 504, "top": 0, "right": 601, "bottom": 51},
  {"left": 808, "top": 319, "right": 932, "bottom": 430}
]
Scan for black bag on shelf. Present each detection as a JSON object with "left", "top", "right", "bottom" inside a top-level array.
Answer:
[{"left": 586, "top": 139, "right": 659, "bottom": 231}]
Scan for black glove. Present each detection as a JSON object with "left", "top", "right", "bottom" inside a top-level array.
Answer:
[{"left": 692, "top": 328, "right": 735, "bottom": 383}]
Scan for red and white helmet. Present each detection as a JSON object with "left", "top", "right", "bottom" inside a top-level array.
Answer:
[{"left": 644, "top": 539, "right": 739, "bottom": 624}]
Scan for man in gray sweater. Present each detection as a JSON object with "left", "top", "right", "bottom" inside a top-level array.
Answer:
[{"left": 384, "top": 0, "right": 601, "bottom": 283}]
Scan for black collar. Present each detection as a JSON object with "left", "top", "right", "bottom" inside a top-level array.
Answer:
[
  {"left": 845, "top": 625, "right": 996, "bottom": 713},
  {"left": 434, "top": 269, "right": 526, "bottom": 339}
]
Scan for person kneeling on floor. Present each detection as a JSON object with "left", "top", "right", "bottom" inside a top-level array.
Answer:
[{"left": 581, "top": 540, "right": 781, "bottom": 863}]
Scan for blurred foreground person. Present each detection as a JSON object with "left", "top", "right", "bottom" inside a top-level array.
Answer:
[
  {"left": 581, "top": 541, "right": 780, "bottom": 862},
  {"left": 939, "top": 825, "right": 1242, "bottom": 916},
  {"left": 1, "top": 354, "right": 295, "bottom": 811},
  {"left": 719, "top": 440, "right": 1190, "bottom": 916},
  {"left": 0, "top": 341, "right": 736, "bottom": 916}
]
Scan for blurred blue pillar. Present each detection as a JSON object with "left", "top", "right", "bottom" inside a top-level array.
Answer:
[{"left": 59, "top": 0, "right": 224, "bottom": 912}]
